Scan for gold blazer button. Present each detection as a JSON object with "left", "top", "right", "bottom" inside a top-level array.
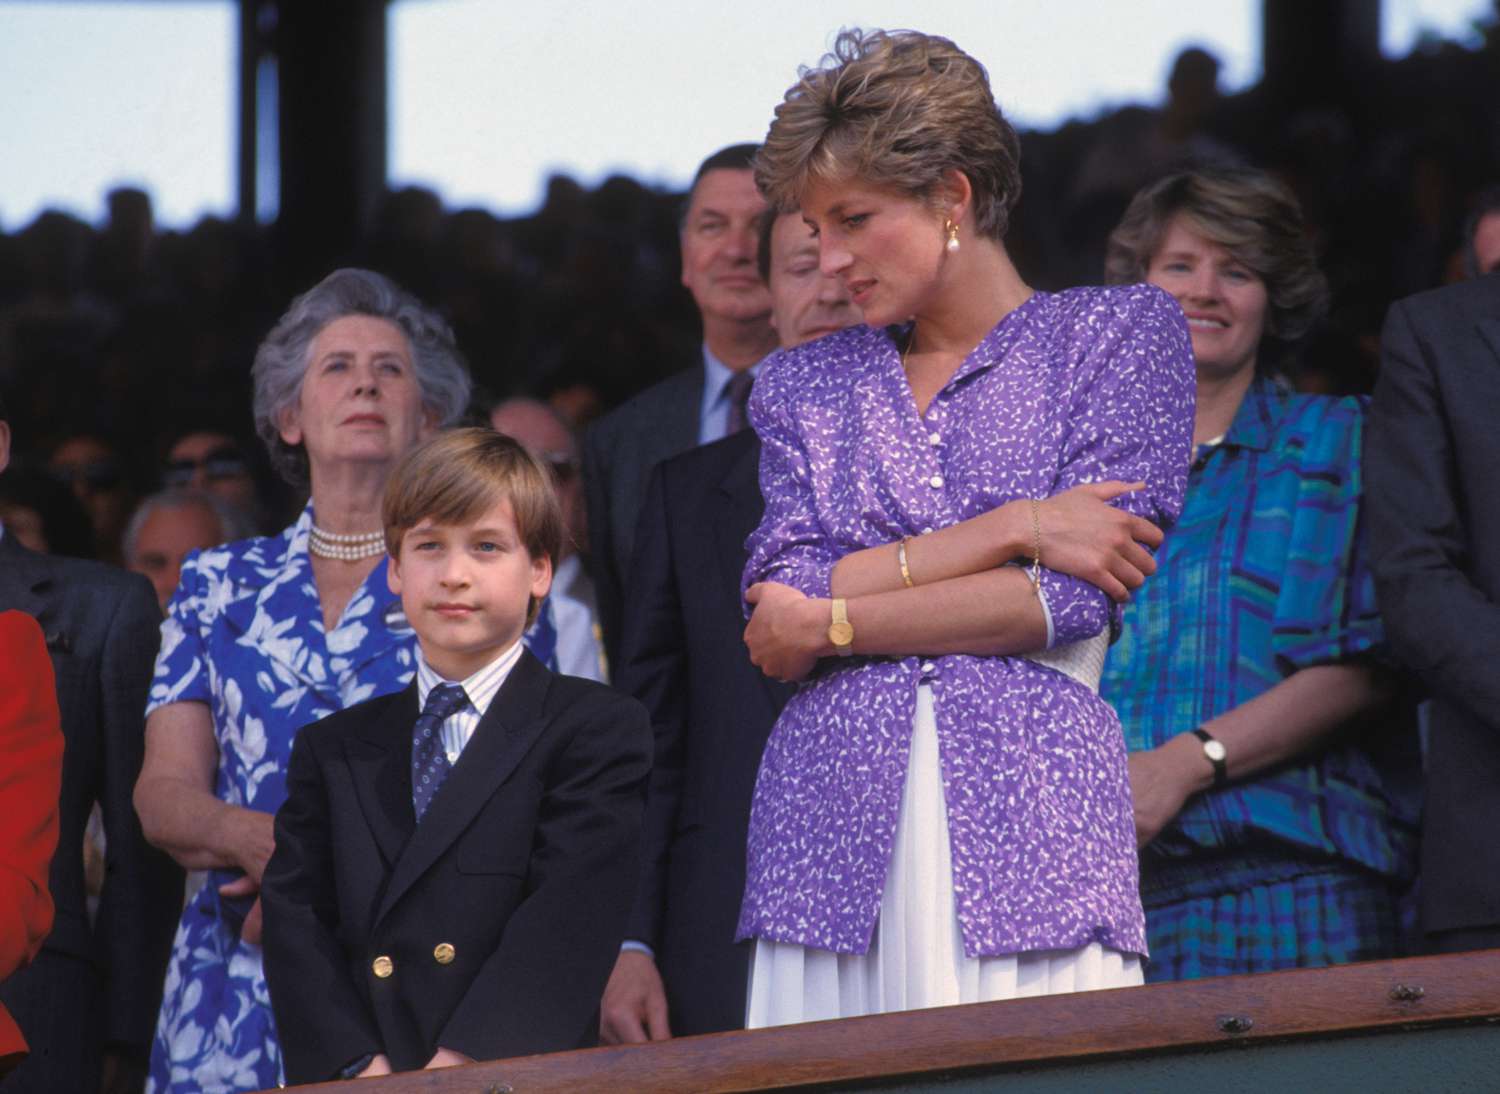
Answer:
[
  {"left": 433, "top": 942, "right": 456, "bottom": 965},
  {"left": 372, "top": 955, "right": 394, "bottom": 979}
]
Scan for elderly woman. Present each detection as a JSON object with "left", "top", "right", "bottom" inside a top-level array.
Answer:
[
  {"left": 1099, "top": 168, "right": 1419, "bottom": 981},
  {"left": 133, "top": 269, "right": 470, "bottom": 1092},
  {"left": 738, "top": 29, "right": 1196, "bottom": 1026}
]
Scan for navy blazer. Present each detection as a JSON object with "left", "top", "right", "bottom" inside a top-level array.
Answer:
[
  {"left": 583, "top": 365, "right": 704, "bottom": 668},
  {"left": 0, "top": 535, "right": 183, "bottom": 1071},
  {"left": 1368, "top": 272, "right": 1500, "bottom": 935},
  {"left": 261, "top": 650, "right": 651, "bottom": 1081},
  {"left": 616, "top": 430, "right": 794, "bottom": 1035}
]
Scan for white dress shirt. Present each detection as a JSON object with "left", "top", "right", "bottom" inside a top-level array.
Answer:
[
  {"left": 550, "top": 554, "right": 607, "bottom": 683},
  {"left": 697, "top": 346, "right": 762, "bottom": 445},
  {"left": 414, "top": 639, "right": 525, "bottom": 765}
]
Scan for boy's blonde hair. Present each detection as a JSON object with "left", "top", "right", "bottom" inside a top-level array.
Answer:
[{"left": 383, "top": 428, "right": 563, "bottom": 625}]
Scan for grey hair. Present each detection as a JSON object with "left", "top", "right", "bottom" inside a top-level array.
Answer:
[
  {"left": 122, "top": 488, "right": 259, "bottom": 563},
  {"left": 251, "top": 268, "right": 472, "bottom": 486}
]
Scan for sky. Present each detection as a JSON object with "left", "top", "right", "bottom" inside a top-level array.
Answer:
[{"left": 0, "top": 0, "right": 1490, "bottom": 229}]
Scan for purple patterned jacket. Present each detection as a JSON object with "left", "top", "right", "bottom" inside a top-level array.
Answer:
[{"left": 737, "top": 284, "right": 1195, "bottom": 958}]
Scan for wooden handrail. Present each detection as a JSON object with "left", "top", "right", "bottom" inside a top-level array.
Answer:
[{"left": 275, "top": 949, "right": 1500, "bottom": 1092}]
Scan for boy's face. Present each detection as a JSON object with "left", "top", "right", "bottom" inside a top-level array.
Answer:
[{"left": 387, "top": 498, "right": 552, "bottom": 681}]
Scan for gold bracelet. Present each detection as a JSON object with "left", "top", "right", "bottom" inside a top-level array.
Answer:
[
  {"left": 1028, "top": 499, "right": 1042, "bottom": 595},
  {"left": 897, "top": 536, "right": 915, "bottom": 588}
]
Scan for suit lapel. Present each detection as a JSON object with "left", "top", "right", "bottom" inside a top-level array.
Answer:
[
  {"left": 375, "top": 652, "right": 553, "bottom": 923},
  {"left": 665, "top": 366, "right": 706, "bottom": 455},
  {"left": 0, "top": 535, "right": 50, "bottom": 622},
  {"left": 712, "top": 434, "right": 764, "bottom": 609},
  {"left": 346, "top": 687, "right": 419, "bottom": 869},
  {"left": 1478, "top": 317, "right": 1500, "bottom": 366},
  {"left": 710, "top": 436, "right": 795, "bottom": 712}
]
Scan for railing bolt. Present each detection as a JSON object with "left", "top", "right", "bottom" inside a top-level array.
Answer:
[
  {"left": 1216, "top": 1014, "right": 1254, "bottom": 1035},
  {"left": 1390, "top": 984, "right": 1425, "bottom": 1002}
]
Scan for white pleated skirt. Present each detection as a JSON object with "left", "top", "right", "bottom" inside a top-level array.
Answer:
[{"left": 746, "top": 680, "right": 1142, "bottom": 1029}]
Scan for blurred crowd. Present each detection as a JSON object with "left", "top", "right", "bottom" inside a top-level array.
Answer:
[
  {"left": 0, "top": 23, "right": 1499, "bottom": 1091},
  {"left": 2, "top": 32, "right": 1497, "bottom": 574}
]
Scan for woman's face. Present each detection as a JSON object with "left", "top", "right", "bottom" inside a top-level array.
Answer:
[
  {"left": 799, "top": 177, "right": 948, "bottom": 328},
  {"left": 1146, "top": 214, "right": 1269, "bottom": 381},
  {"left": 278, "top": 315, "right": 433, "bottom": 477}
]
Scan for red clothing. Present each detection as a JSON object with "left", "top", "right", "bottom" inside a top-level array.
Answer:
[{"left": 0, "top": 610, "right": 64, "bottom": 1068}]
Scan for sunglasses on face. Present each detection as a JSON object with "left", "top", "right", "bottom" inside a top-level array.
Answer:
[{"left": 162, "top": 447, "right": 250, "bottom": 487}]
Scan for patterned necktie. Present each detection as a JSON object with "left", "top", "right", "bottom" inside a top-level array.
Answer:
[
  {"left": 723, "top": 369, "right": 755, "bottom": 437},
  {"left": 411, "top": 682, "right": 469, "bottom": 821},
  {"left": 525, "top": 595, "right": 560, "bottom": 672}
]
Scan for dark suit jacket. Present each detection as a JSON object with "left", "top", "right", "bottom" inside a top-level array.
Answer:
[
  {"left": 261, "top": 650, "right": 651, "bottom": 1082},
  {"left": 616, "top": 431, "right": 794, "bottom": 1036},
  {"left": 0, "top": 611, "right": 63, "bottom": 1071},
  {"left": 583, "top": 365, "right": 704, "bottom": 668},
  {"left": 1367, "top": 272, "right": 1500, "bottom": 934},
  {"left": 0, "top": 535, "right": 182, "bottom": 1067}
]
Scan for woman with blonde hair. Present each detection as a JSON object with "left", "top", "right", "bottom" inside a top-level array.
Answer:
[{"left": 738, "top": 28, "right": 1196, "bottom": 1025}]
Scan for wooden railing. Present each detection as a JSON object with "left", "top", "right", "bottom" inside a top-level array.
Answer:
[{"left": 277, "top": 950, "right": 1500, "bottom": 1092}]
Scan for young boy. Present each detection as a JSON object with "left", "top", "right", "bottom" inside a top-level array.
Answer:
[{"left": 261, "top": 428, "right": 651, "bottom": 1083}]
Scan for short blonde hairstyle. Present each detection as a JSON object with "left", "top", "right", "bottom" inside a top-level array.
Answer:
[
  {"left": 383, "top": 428, "right": 562, "bottom": 626},
  {"left": 1105, "top": 168, "right": 1329, "bottom": 341},
  {"left": 755, "top": 28, "right": 1022, "bottom": 240}
]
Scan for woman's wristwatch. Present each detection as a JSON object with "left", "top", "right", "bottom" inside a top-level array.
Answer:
[
  {"left": 1191, "top": 728, "right": 1228, "bottom": 787},
  {"left": 828, "top": 598, "right": 854, "bottom": 656}
]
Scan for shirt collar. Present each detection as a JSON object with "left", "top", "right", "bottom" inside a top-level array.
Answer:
[
  {"left": 702, "top": 343, "right": 761, "bottom": 404},
  {"left": 414, "top": 639, "right": 524, "bottom": 719},
  {"left": 1218, "top": 375, "right": 1285, "bottom": 453},
  {"left": 887, "top": 292, "right": 1045, "bottom": 392}
]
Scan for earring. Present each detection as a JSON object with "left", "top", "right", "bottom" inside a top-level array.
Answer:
[{"left": 944, "top": 219, "right": 960, "bottom": 253}]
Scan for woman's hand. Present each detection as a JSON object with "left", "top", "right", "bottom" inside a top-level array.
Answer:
[
  {"left": 228, "top": 808, "right": 277, "bottom": 884},
  {"left": 745, "top": 582, "right": 827, "bottom": 683},
  {"left": 1035, "top": 482, "right": 1164, "bottom": 602},
  {"left": 1127, "top": 734, "right": 1211, "bottom": 848},
  {"left": 214, "top": 810, "right": 276, "bottom": 943}
]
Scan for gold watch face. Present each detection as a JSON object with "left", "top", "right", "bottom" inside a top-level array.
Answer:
[{"left": 828, "top": 621, "right": 854, "bottom": 647}]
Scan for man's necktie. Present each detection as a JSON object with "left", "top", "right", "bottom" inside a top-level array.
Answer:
[
  {"left": 525, "top": 595, "right": 560, "bottom": 672},
  {"left": 724, "top": 369, "right": 755, "bottom": 436},
  {"left": 411, "top": 682, "right": 469, "bottom": 821}
]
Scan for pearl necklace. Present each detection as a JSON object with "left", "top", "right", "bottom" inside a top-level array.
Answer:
[{"left": 309, "top": 524, "right": 387, "bottom": 562}]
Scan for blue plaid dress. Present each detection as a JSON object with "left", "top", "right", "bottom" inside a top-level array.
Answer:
[{"left": 1099, "top": 379, "right": 1420, "bottom": 982}]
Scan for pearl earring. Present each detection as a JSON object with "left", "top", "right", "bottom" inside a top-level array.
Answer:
[{"left": 944, "top": 219, "right": 960, "bottom": 253}]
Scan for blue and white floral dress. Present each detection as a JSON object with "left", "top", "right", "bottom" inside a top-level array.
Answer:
[{"left": 145, "top": 506, "right": 417, "bottom": 1094}]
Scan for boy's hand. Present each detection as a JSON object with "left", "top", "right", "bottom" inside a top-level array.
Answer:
[
  {"left": 356, "top": 1054, "right": 392, "bottom": 1078},
  {"left": 600, "top": 950, "right": 672, "bottom": 1043},
  {"left": 424, "top": 1047, "right": 473, "bottom": 1070}
]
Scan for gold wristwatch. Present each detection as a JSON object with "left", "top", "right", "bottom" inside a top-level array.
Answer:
[{"left": 828, "top": 598, "right": 854, "bottom": 656}]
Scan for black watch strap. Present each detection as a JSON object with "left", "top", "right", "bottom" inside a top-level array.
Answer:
[{"left": 1192, "top": 728, "right": 1228, "bottom": 787}]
